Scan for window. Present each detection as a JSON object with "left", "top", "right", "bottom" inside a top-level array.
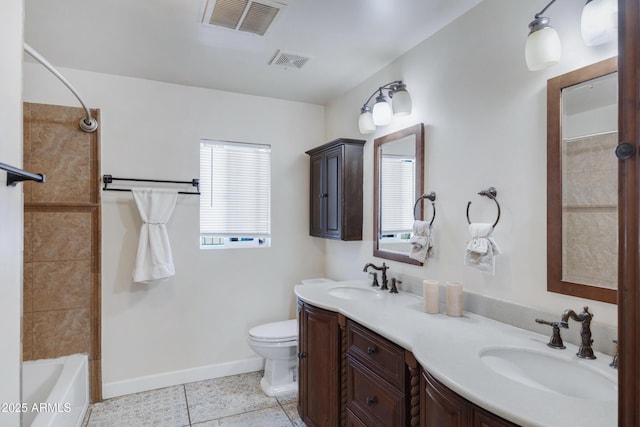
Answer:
[
  {"left": 379, "top": 155, "right": 415, "bottom": 240},
  {"left": 200, "top": 139, "right": 271, "bottom": 249}
]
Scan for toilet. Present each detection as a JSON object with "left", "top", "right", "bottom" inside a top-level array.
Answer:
[
  {"left": 248, "top": 319, "right": 298, "bottom": 396},
  {"left": 248, "top": 278, "right": 334, "bottom": 397}
]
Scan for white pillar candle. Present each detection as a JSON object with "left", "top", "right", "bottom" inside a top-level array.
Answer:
[
  {"left": 446, "top": 282, "right": 463, "bottom": 317},
  {"left": 423, "top": 280, "right": 440, "bottom": 314}
]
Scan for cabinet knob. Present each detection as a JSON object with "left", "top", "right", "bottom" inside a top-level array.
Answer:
[
  {"left": 298, "top": 351, "right": 307, "bottom": 359},
  {"left": 367, "top": 346, "right": 376, "bottom": 355},
  {"left": 366, "top": 396, "right": 376, "bottom": 406}
]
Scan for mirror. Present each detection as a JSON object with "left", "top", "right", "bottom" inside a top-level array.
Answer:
[
  {"left": 547, "top": 57, "right": 618, "bottom": 304},
  {"left": 374, "top": 123, "right": 424, "bottom": 265}
]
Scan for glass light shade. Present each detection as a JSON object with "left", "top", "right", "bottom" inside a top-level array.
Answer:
[
  {"left": 392, "top": 89, "right": 412, "bottom": 116},
  {"left": 358, "top": 108, "right": 376, "bottom": 134},
  {"left": 581, "top": 0, "right": 618, "bottom": 46},
  {"left": 525, "top": 26, "right": 562, "bottom": 71},
  {"left": 372, "top": 97, "right": 392, "bottom": 126}
]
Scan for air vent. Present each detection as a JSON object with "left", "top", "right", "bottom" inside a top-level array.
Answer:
[
  {"left": 269, "top": 50, "right": 310, "bottom": 70},
  {"left": 203, "top": 0, "right": 286, "bottom": 36}
]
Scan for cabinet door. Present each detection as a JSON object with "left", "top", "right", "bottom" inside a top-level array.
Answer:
[
  {"left": 324, "top": 146, "right": 343, "bottom": 239},
  {"left": 309, "top": 153, "right": 324, "bottom": 237},
  {"left": 298, "top": 303, "right": 341, "bottom": 427},
  {"left": 473, "top": 408, "right": 519, "bottom": 427},
  {"left": 421, "top": 370, "right": 471, "bottom": 427},
  {"left": 347, "top": 356, "right": 405, "bottom": 427}
]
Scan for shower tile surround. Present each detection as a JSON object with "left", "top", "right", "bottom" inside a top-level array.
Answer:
[
  {"left": 562, "top": 131, "right": 618, "bottom": 289},
  {"left": 82, "top": 372, "right": 304, "bottom": 427},
  {"left": 22, "top": 103, "right": 102, "bottom": 402}
]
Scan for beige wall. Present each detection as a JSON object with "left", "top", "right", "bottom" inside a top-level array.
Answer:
[
  {"left": 323, "top": 0, "right": 619, "bottom": 326},
  {"left": 23, "top": 64, "right": 326, "bottom": 396},
  {"left": 0, "top": 0, "right": 23, "bottom": 425}
]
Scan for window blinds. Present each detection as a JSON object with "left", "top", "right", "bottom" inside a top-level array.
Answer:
[
  {"left": 380, "top": 156, "right": 415, "bottom": 234},
  {"left": 200, "top": 140, "right": 271, "bottom": 236}
]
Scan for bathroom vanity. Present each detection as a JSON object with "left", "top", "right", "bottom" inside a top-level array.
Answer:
[{"left": 295, "top": 281, "right": 617, "bottom": 427}]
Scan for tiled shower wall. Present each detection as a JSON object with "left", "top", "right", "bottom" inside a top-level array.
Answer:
[
  {"left": 22, "top": 103, "right": 102, "bottom": 402},
  {"left": 562, "top": 131, "right": 618, "bottom": 289}
]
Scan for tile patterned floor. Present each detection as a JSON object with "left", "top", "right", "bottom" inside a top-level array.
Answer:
[{"left": 83, "top": 372, "right": 305, "bottom": 427}]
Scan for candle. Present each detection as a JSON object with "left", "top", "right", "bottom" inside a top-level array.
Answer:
[
  {"left": 446, "top": 282, "right": 463, "bottom": 317},
  {"left": 423, "top": 280, "right": 440, "bottom": 314}
]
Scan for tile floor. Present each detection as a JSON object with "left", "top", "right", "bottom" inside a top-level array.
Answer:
[{"left": 82, "top": 372, "right": 305, "bottom": 427}]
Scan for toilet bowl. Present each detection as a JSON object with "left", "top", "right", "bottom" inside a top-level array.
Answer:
[
  {"left": 248, "top": 319, "right": 298, "bottom": 397},
  {"left": 248, "top": 278, "right": 335, "bottom": 397}
]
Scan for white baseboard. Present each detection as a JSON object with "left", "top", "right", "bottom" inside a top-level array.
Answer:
[{"left": 102, "top": 357, "right": 264, "bottom": 399}]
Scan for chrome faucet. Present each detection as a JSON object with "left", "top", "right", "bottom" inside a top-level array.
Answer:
[
  {"left": 363, "top": 262, "right": 389, "bottom": 290},
  {"left": 535, "top": 318, "right": 566, "bottom": 349},
  {"left": 561, "top": 306, "right": 596, "bottom": 360}
]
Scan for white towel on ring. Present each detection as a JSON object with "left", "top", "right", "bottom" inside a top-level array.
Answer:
[
  {"left": 132, "top": 188, "right": 178, "bottom": 283},
  {"left": 464, "top": 223, "right": 501, "bottom": 275},
  {"left": 409, "top": 220, "right": 433, "bottom": 263}
]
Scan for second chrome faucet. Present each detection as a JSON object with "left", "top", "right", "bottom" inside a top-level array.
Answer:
[
  {"left": 536, "top": 306, "right": 596, "bottom": 359},
  {"left": 363, "top": 262, "right": 389, "bottom": 290}
]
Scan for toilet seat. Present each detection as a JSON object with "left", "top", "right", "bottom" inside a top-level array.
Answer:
[{"left": 249, "top": 319, "right": 297, "bottom": 343}]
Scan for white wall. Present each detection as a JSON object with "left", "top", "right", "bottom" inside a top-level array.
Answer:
[
  {"left": 0, "top": 0, "right": 23, "bottom": 425},
  {"left": 23, "top": 64, "right": 326, "bottom": 395},
  {"left": 324, "top": 0, "right": 619, "bottom": 326}
]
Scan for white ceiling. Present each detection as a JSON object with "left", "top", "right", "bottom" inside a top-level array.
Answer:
[{"left": 24, "top": 0, "right": 482, "bottom": 105}]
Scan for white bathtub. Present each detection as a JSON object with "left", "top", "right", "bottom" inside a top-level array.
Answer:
[{"left": 22, "top": 354, "right": 89, "bottom": 427}]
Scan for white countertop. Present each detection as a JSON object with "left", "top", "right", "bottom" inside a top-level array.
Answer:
[{"left": 294, "top": 280, "right": 617, "bottom": 427}]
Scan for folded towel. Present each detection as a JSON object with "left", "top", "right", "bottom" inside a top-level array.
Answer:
[
  {"left": 409, "top": 220, "right": 433, "bottom": 263},
  {"left": 132, "top": 188, "right": 179, "bottom": 283},
  {"left": 464, "top": 223, "right": 501, "bottom": 275}
]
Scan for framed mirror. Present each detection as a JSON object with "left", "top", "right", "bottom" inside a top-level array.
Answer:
[
  {"left": 373, "top": 123, "right": 424, "bottom": 265},
  {"left": 547, "top": 57, "right": 618, "bottom": 304}
]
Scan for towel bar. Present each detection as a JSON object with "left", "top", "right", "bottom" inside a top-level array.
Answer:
[
  {"left": 1, "top": 162, "right": 45, "bottom": 186},
  {"left": 102, "top": 175, "right": 200, "bottom": 195}
]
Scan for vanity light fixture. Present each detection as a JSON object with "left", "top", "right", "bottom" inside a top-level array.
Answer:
[
  {"left": 581, "top": 0, "right": 618, "bottom": 46},
  {"left": 525, "top": 0, "right": 618, "bottom": 71},
  {"left": 358, "top": 81, "right": 412, "bottom": 134},
  {"left": 525, "top": 0, "right": 561, "bottom": 71}
]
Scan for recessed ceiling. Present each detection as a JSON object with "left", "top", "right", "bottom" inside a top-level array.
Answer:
[{"left": 24, "top": 0, "right": 482, "bottom": 105}]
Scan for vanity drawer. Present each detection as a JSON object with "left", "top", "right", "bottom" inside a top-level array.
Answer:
[
  {"left": 346, "top": 319, "right": 406, "bottom": 389},
  {"left": 347, "top": 355, "right": 406, "bottom": 427}
]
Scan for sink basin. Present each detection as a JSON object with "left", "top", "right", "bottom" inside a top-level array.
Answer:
[
  {"left": 328, "top": 286, "right": 383, "bottom": 300},
  {"left": 479, "top": 347, "right": 617, "bottom": 400}
]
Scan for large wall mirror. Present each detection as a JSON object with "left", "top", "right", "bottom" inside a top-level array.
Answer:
[
  {"left": 374, "top": 123, "right": 424, "bottom": 265},
  {"left": 547, "top": 57, "right": 618, "bottom": 304}
]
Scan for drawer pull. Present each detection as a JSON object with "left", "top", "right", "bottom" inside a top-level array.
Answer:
[
  {"left": 365, "top": 396, "right": 376, "bottom": 406},
  {"left": 298, "top": 351, "right": 306, "bottom": 359},
  {"left": 367, "top": 346, "right": 377, "bottom": 355}
]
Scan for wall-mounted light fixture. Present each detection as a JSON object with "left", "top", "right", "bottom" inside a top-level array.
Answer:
[
  {"left": 358, "top": 81, "right": 412, "bottom": 134},
  {"left": 525, "top": 0, "right": 617, "bottom": 71}
]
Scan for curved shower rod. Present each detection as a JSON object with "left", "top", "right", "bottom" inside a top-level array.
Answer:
[{"left": 23, "top": 43, "right": 98, "bottom": 133}]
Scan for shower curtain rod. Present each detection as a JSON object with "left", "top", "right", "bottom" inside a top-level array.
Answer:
[{"left": 23, "top": 43, "right": 98, "bottom": 133}]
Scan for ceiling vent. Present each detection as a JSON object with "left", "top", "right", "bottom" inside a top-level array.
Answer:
[
  {"left": 202, "top": 0, "right": 287, "bottom": 36},
  {"left": 269, "top": 50, "right": 310, "bottom": 70}
]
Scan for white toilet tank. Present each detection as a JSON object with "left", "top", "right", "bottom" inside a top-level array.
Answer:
[{"left": 248, "top": 319, "right": 297, "bottom": 343}]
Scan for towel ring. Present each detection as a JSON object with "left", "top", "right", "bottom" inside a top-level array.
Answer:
[
  {"left": 413, "top": 192, "right": 437, "bottom": 226},
  {"left": 466, "top": 187, "right": 500, "bottom": 228}
]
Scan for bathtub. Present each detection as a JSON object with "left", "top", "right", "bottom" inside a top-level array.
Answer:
[{"left": 22, "top": 354, "right": 89, "bottom": 427}]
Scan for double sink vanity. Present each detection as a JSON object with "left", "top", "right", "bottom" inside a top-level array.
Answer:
[{"left": 295, "top": 280, "right": 617, "bottom": 427}]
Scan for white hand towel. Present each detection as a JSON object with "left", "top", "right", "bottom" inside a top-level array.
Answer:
[
  {"left": 409, "top": 220, "right": 433, "bottom": 263},
  {"left": 132, "top": 188, "right": 179, "bottom": 283},
  {"left": 464, "top": 223, "right": 501, "bottom": 275}
]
